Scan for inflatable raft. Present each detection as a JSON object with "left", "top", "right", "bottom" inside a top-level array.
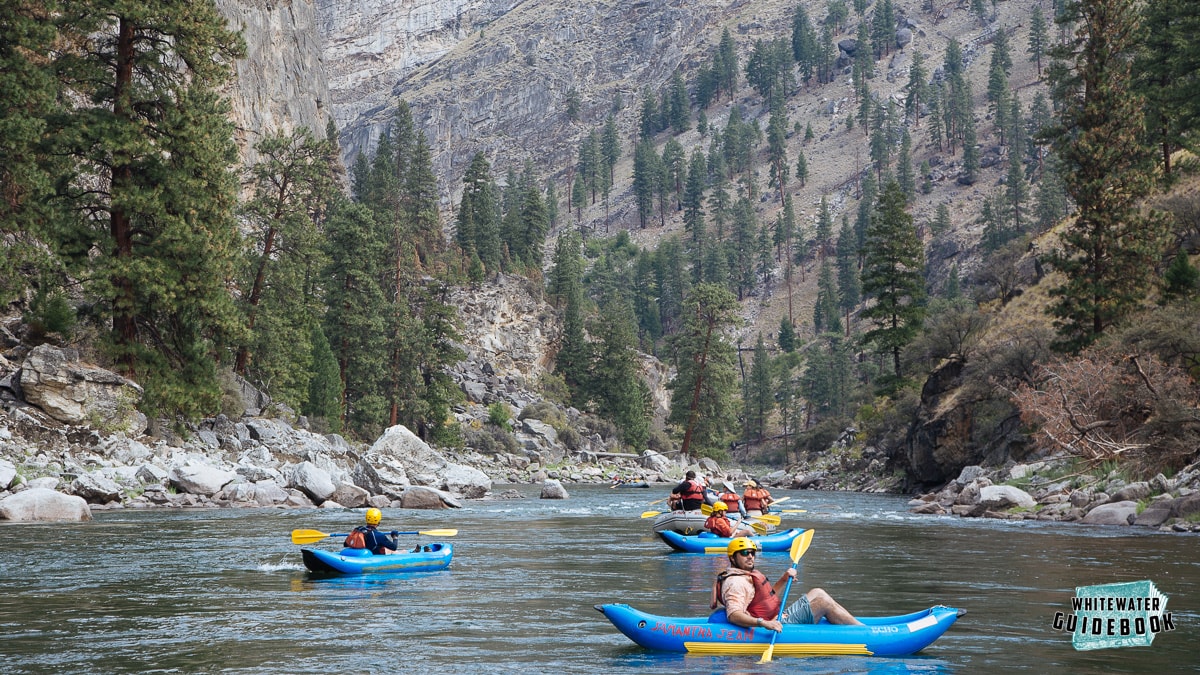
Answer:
[
  {"left": 301, "top": 542, "right": 453, "bottom": 574},
  {"left": 595, "top": 603, "right": 964, "bottom": 657},
  {"left": 657, "top": 528, "right": 804, "bottom": 553}
]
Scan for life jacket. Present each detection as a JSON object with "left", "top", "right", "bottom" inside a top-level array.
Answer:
[
  {"left": 705, "top": 514, "right": 734, "bottom": 537},
  {"left": 711, "top": 568, "right": 781, "bottom": 620},
  {"left": 743, "top": 487, "right": 771, "bottom": 512},
  {"left": 718, "top": 491, "right": 741, "bottom": 507},
  {"left": 344, "top": 527, "right": 367, "bottom": 549},
  {"left": 678, "top": 480, "right": 705, "bottom": 502}
]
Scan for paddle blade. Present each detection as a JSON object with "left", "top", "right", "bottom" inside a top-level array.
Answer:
[
  {"left": 790, "top": 529, "right": 814, "bottom": 564},
  {"left": 759, "top": 643, "right": 776, "bottom": 663},
  {"left": 771, "top": 497, "right": 791, "bottom": 506},
  {"left": 291, "top": 529, "right": 332, "bottom": 545},
  {"left": 780, "top": 509, "right": 808, "bottom": 513},
  {"left": 749, "top": 521, "right": 769, "bottom": 535},
  {"left": 700, "top": 503, "right": 712, "bottom": 515},
  {"left": 751, "top": 514, "right": 782, "bottom": 526},
  {"left": 417, "top": 529, "right": 458, "bottom": 537},
  {"left": 640, "top": 510, "right": 662, "bottom": 519}
]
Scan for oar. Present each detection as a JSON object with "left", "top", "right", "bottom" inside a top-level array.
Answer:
[
  {"left": 771, "top": 496, "right": 791, "bottom": 506},
  {"left": 780, "top": 509, "right": 808, "bottom": 514},
  {"left": 648, "top": 497, "right": 669, "bottom": 506},
  {"left": 640, "top": 510, "right": 663, "bottom": 519},
  {"left": 700, "top": 503, "right": 781, "bottom": 526},
  {"left": 290, "top": 528, "right": 458, "bottom": 545},
  {"left": 759, "top": 529, "right": 815, "bottom": 663}
]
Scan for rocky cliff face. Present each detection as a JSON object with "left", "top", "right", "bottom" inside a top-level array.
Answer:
[
  {"left": 216, "top": 0, "right": 331, "bottom": 166},
  {"left": 322, "top": 0, "right": 759, "bottom": 204}
]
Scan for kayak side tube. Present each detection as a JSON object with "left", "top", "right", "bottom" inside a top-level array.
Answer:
[
  {"left": 301, "top": 542, "right": 453, "bottom": 575},
  {"left": 594, "top": 603, "right": 964, "bottom": 657}
]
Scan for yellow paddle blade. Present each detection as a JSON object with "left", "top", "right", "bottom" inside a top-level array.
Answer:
[
  {"left": 648, "top": 497, "right": 668, "bottom": 506},
  {"left": 419, "top": 529, "right": 458, "bottom": 537},
  {"left": 748, "top": 521, "right": 769, "bottom": 534},
  {"left": 751, "top": 513, "right": 782, "bottom": 526},
  {"left": 780, "top": 509, "right": 807, "bottom": 513},
  {"left": 700, "top": 503, "right": 712, "bottom": 515},
  {"left": 759, "top": 642, "right": 777, "bottom": 664},
  {"left": 771, "top": 496, "right": 791, "bottom": 506},
  {"left": 291, "top": 529, "right": 331, "bottom": 545},
  {"left": 641, "top": 510, "right": 662, "bottom": 519},
  {"left": 791, "top": 529, "right": 815, "bottom": 564}
]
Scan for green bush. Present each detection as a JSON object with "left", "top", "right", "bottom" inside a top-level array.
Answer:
[{"left": 488, "top": 402, "right": 512, "bottom": 431}]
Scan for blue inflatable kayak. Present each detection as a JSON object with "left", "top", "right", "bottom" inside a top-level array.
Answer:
[
  {"left": 301, "top": 543, "right": 453, "bottom": 574},
  {"left": 657, "top": 528, "right": 805, "bottom": 553},
  {"left": 595, "top": 603, "right": 964, "bottom": 657}
]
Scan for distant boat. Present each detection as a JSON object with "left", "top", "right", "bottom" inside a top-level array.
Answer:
[{"left": 609, "top": 480, "right": 650, "bottom": 489}]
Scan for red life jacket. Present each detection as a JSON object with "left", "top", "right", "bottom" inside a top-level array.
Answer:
[
  {"left": 712, "top": 568, "right": 781, "bottom": 620},
  {"left": 719, "top": 491, "right": 741, "bottom": 506},
  {"left": 678, "top": 480, "right": 705, "bottom": 501},
  {"left": 706, "top": 514, "right": 734, "bottom": 537},
  {"left": 743, "top": 487, "right": 771, "bottom": 511}
]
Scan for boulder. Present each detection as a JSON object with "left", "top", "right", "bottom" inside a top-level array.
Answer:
[
  {"left": 329, "top": 481, "right": 371, "bottom": 508},
  {"left": 638, "top": 449, "right": 674, "bottom": 474},
  {"left": 1082, "top": 500, "right": 1139, "bottom": 525},
  {"left": 289, "top": 460, "right": 336, "bottom": 503},
  {"left": 540, "top": 479, "right": 569, "bottom": 499},
  {"left": 978, "top": 485, "right": 1036, "bottom": 509},
  {"left": 19, "top": 344, "right": 144, "bottom": 431},
  {"left": 1109, "top": 481, "right": 1152, "bottom": 503},
  {"left": 0, "top": 457, "right": 16, "bottom": 490},
  {"left": 367, "top": 425, "right": 490, "bottom": 499},
  {"left": 0, "top": 487, "right": 92, "bottom": 521},
  {"left": 400, "top": 485, "right": 451, "bottom": 509},
  {"left": 169, "top": 462, "right": 237, "bottom": 496},
  {"left": 71, "top": 471, "right": 124, "bottom": 503}
]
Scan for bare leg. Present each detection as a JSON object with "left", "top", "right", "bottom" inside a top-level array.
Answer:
[{"left": 806, "top": 588, "right": 863, "bottom": 625}]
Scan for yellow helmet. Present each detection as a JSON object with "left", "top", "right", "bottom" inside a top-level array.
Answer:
[
  {"left": 365, "top": 508, "right": 382, "bottom": 526},
  {"left": 712, "top": 500, "right": 728, "bottom": 512},
  {"left": 727, "top": 537, "right": 758, "bottom": 556}
]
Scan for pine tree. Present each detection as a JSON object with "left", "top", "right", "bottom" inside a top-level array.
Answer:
[
  {"left": 235, "top": 128, "right": 335, "bottom": 407},
  {"left": 457, "top": 152, "right": 502, "bottom": 273},
  {"left": 836, "top": 216, "right": 862, "bottom": 332},
  {"left": 767, "top": 94, "right": 790, "bottom": 204},
  {"left": 602, "top": 114, "right": 621, "bottom": 183},
  {"left": 897, "top": 130, "right": 915, "bottom": 201},
  {"left": 814, "top": 259, "right": 842, "bottom": 335},
  {"left": 632, "top": 140, "right": 661, "bottom": 229},
  {"left": 303, "top": 324, "right": 343, "bottom": 434},
  {"left": 683, "top": 149, "right": 708, "bottom": 245},
  {"left": 1135, "top": 0, "right": 1200, "bottom": 176},
  {"left": 1045, "top": 0, "right": 1170, "bottom": 351},
  {"left": 324, "top": 198, "right": 390, "bottom": 436},
  {"left": 905, "top": 51, "right": 928, "bottom": 126},
  {"left": 48, "top": 0, "right": 246, "bottom": 417},
  {"left": 1028, "top": 5, "right": 1050, "bottom": 75},
  {"left": 792, "top": 5, "right": 819, "bottom": 85},
  {"left": 742, "top": 333, "right": 775, "bottom": 441},
  {"left": 668, "top": 283, "right": 740, "bottom": 460},
  {"left": 779, "top": 317, "right": 797, "bottom": 353},
  {"left": 796, "top": 151, "right": 809, "bottom": 187},
  {"left": 668, "top": 71, "right": 691, "bottom": 133},
  {"left": 1161, "top": 251, "right": 1199, "bottom": 303},
  {"left": 588, "top": 301, "right": 651, "bottom": 448},
  {"left": 860, "top": 181, "right": 925, "bottom": 383}
]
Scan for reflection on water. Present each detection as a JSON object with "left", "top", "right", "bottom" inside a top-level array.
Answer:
[{"left": 0, "top": 485, "right": 1195, "bottom": 673}]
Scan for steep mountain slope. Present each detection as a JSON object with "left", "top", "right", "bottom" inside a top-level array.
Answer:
[{"left": 327, "top": 0, "right": 1049, "bottom": 344}]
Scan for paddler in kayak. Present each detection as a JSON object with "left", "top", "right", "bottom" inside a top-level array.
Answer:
[
  {"left": 704, "top": 501, "right": 755, "bottom": 538},
  {"left": 345, "top": 508, "right": 402, "bottom": 555},
  {"left": 712, "top": 537, "right": 862, "bottom": 631}
]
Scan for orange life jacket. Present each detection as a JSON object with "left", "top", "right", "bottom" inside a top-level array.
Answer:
[
  {"left": 705, "top": 514, "right": 734, "bottom": 537},
  {"left": 677, "top": 480, "right": 705, "bottom": 501},
  {"left": 743, "top": 487, "right": 772, "bottom": 511},
  {"left": 712, "top": 568, "right": 781, "bottom": 620},
  {"left": 718, "top": 491, "right": 741, "bottom": 506}
]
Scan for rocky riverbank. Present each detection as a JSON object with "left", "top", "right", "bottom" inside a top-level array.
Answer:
[{"left": 907, "top": 458, "right": 1200, "bottom": 533}]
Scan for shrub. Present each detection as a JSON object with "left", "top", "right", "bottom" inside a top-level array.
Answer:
[{"left": 488, "top": 402, "right": 512, "bottom": 431}]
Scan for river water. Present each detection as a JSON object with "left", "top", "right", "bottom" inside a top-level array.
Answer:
[{"left": 0, "top": 485, "right": 1195, "bottom": 673}]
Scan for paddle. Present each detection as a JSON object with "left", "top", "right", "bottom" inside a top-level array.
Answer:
[
  {"left": 700, "top": 503, "right": 782, "bottom": 526},
  {"left": 779, "top": 509, "right": 808, "bottom": 514},
  {"left": 759, "top": 529, "right": 815, "bottom": 663},
  {"left": 640, "top": 510, "right": 662, "bottom": 519},
  {"left": 647, "top": 497, "right": 669, "bottom": 506},
  {"left": 290, "top": 528, "right": 458, "bottom": 545}
]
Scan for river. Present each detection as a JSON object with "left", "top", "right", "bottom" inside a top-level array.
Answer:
[{"left": 0, "top": 485, "right": 1194, "bottom": 673}]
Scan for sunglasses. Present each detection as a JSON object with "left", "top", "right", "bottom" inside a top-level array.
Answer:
[{"left": 735, "top": 549, "right": 758, "bottom": 557}]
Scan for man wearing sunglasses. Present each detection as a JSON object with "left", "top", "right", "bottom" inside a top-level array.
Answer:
[{"left": 710, "top": 537, "right": 862, "bottom": 632}]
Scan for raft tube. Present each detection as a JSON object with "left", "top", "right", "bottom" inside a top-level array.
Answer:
[
  {"left": 595, "top": 603, "right": 964, "bottom": 657},
  {"left": 657, "top": 528, "right": 805, "bottom": 553},
  {"left": 301, "top": 542, "right": 453, "bottom": 574}
]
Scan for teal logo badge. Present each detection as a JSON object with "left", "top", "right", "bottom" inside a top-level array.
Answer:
[{"left": 1052, "top": 580, "right": 1173, "bottom": 650}]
